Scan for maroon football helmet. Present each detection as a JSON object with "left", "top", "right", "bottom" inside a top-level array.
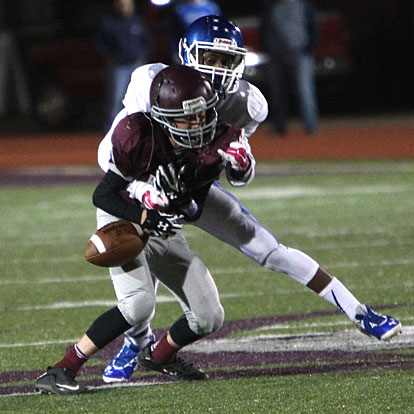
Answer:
[{"left": 150, "top": 65, "right": 219, "bottom": 149}]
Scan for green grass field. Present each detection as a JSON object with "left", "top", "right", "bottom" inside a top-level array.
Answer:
[{"left": 1, "top": 160, "right": 413, "bottom": 413}]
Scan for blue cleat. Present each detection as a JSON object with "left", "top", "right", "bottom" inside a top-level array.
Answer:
[
  {"left": 355, "top": 305, "right": 402, "bottom": 341},
  {"left": 103, "top": 339, "right": 140, "bottom": 383}
]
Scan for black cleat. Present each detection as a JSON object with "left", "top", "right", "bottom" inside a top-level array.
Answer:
[
  {"left": 35, "top": 366, "right": 86, "bottom": 395},
  {"left": 138, "top": 343, "right": 208, "bottom": 381}
]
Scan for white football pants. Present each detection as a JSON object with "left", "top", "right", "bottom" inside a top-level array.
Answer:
[{"left": 122, "top": 181, "right": 319, "bottom": 340}]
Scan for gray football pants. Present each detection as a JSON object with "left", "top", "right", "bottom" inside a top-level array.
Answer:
[{"left": 96, "top": 208, "right": 224, "bottom": 338}]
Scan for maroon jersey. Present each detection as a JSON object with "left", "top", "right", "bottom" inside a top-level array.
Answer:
[{"left": 110, "top": 112, "right": 242, "bottom": 204}]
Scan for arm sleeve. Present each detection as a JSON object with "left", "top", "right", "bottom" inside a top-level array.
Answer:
[
  {"left": 92, "top": 170, "right": 143, "bottom": 224},
  {"left": 244, "top": 83, "right": 268, "bottom": 137}
]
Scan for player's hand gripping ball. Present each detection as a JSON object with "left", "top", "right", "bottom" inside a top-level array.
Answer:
[{"left": 85, "top": 220, "right": 148, "bottom": 267}]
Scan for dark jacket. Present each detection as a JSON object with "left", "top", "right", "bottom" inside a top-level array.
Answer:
[{"left": 95, "top": 13, "right": 151, "bottom": 65}]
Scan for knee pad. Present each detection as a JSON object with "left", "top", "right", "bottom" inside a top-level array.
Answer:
[
  {"left": 117, "top": 289, "right": 156, "bottom": 326},
  {"left": 264, "top": 244, "right": 319, "bottom": 286},
  {"left": 86, "top": 306, "right": 131, "bottom": 349},
  {"left": 184, "top": 257, "right": 225, "bottom": 336},
  {"left": 187, "top": 304, "right": 225, "bottom": 336},
  {"left": 208, "top": 305, "right": 225, "bottom": 333}
]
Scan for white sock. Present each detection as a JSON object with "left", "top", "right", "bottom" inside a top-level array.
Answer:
[
  {"left": 319, "top": 277, "right": 361, "bottom": 322},
  {"left": 126, "top": 327, "right": 154, "bottom": 349}
]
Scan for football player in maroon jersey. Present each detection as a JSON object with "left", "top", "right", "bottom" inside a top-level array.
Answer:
[{"left": 35, "top": 65, "right": 255, "bottom": 394}]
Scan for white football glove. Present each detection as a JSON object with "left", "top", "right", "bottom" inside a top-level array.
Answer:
[{"left": 127, "top": 180, "right": 169, "bottom": 211}]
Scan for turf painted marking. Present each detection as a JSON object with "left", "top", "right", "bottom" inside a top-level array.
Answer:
[
  {"left": 0, "top": 380, "right": 170, "bottom": 398},
  {"left": 0, "top": 314, "right": 411, "bottom": 397},
  {"left": 12, "top": 292, "right": 259, "bottom": 312},
  {"left": 0, "top": 249, "right": 265, "bottom": 266},
  {"left": 3, "top": 319, "right": 413, "bottom": 349},
  {"left": 325, "top": 257, "right": 414, "bottom": 269},
  {"left": 0, "top": 339, "right": 80, "bottom": 348},
  {"left": 2, "top": 259, "right": 414, "bottom": 289},
  {"left": 15, "top": 297, "right": 170, "bottom": 311},
  {"left": 231, "top": 184, "right": 409, "bottom": 200},
  {"left": 257, "top": 317, "right": 414, "bottom": 331},
  {"left": 0, "top": 275, "right": 110, "bottom": 285},
  {"left": 186, "top": 326, "right": 413, "bottom": 354}
]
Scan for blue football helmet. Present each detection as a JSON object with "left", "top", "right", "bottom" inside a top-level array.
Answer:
[{"left": 179, "top": 15, "right": 247, "bottom": 96}]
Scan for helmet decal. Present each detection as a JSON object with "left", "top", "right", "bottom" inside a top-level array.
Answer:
[
  {"left": 182, "top": 97, "right": 207, "bottom": 114},
  {"left": 178, "top": 15, "right": 247, "bottom": 96}
]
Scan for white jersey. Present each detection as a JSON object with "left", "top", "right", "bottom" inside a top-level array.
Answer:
[
  {"left": 95, "top": 63, "right": 318, "bottom": 346},
  {"left": 97, "top": 62, "right": 268, "bottom": 172}
]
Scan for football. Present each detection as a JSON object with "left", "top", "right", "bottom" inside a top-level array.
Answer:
[{"left": 85, "top": 220, "right": 148, "bottom": 267}]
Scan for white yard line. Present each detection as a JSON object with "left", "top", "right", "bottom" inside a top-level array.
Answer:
[
  {"left": 230, "top": 184, "right": 409, "bottom": 200},
  {"left": 0, "top": 255, "right": 83, "bottom": 265},
  {"left": 0, "top": 380, "right": 169, "bottom": 398},
  {"left": 2, "top": 319, "right": 412, "bottom": 350},
  {"left": 324, "top": 257, "right": 414, "bottom": 269},
  {"left": 10, "top": 292, "right": 261, "bottom": 312},
  {"left": 4, "top": 279, "right": 414, "bottom": 313},
  {"left": 5, "top": 234, "right": 412, "bottom": 249},
  {"left": 0, "top": 339, "right": 81, "bottom": 348},
  {"left": 0, "top": 275, "right": 110, "bottom": 285},
  {"left": 274, "top": 227, "right": 412, "bottom": 238},
  {"left": 1, "top": 182, "right": 411, "bottom": 241},
  {"left": 1, "top": 242, "right": 414, "bottom": 266},
  {"left": 256, "top": 316, "right": 414, "bottom": 331},
  {"left": 1, "top": 256, "right": 414, "bottom": 286},
  {"left": 9, "top": 211, "right": 92, "bottom": 221},
  {"left": 0, "top": 267, "right": 250, "bottom": 285},
  {"left": 3, "top": 183, "right": 411, "bottom": 225},
  {"left": 15, "top": 296, "right": 172, "bottom": 311},
  {"left": 310, "top": 239, "right": 410, "bottom": 251}
]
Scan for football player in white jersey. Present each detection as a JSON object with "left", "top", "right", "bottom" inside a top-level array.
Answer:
[{"left": 97, "top": 15, "right": 401, "bottom": 383}]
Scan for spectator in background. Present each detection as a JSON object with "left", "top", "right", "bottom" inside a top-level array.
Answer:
[
  {"left": 168, "top": 0, "right": 222, "bottom": 61},
  {"left": 0, "top": 23, "right": 30, "bottom": 118},
  {"left": 95, "top": 0, "right": 152, "bottom": 131},
  {"left": 263, "top": 0, "right": 319, "bottom": 135}
]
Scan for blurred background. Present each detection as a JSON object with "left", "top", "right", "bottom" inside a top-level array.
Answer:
[{"left": 0, "top": 0, "right": 413, "bottom": 134}]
